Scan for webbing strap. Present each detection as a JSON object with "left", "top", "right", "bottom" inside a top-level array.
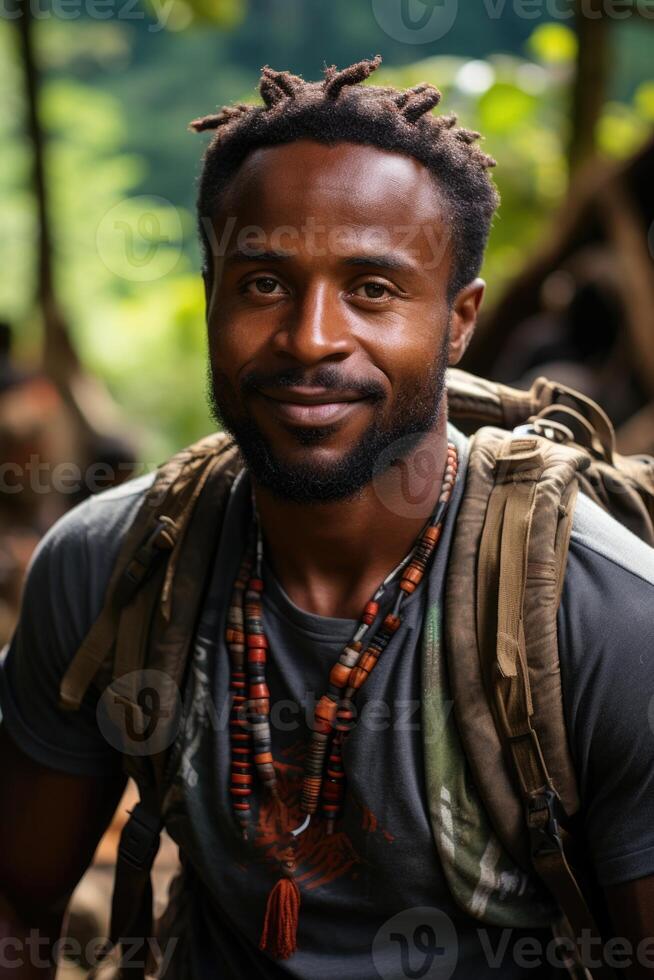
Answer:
[
  {"left": 88, "top": 794, "right": 162, "bottom": 979},
  {"left": 483, "top": 438, "right": 607, "bottom": 973},
  {"left": 59, "top": 519, "right": 176, "bottom": 711}
]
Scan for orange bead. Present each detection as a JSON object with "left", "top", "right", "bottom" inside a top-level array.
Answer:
[
  {"left": 423, "top": 525, "right": 441, "bottom": 545},
  {"left": 362, "top": 601, "right": 379, "bottom": 625},
  {"left": 383, "top": 613, "right": 401, "bottom": 633},
  {"left": 329, "top": 662, "right": 351, "bottom": 688},
  {"left": 315, "top": 695, "right": 338, "bottom": 724}
]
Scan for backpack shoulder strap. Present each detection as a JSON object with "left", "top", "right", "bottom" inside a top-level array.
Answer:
[
  {"left": 60, "top": 430, "right": 243, "bottom": 978},
  {"left": 59, "top": 431, "right": 239, "bottom": 711},
  {"left": 444, "top": 427, "right": 605, "bottom": 951}
]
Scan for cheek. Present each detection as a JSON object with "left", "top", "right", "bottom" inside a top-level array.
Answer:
[
  {"left": 361, "top": 308, "right": 447, "bottom": 383},
  {"left": 207, "top": 314, "right": 255, "bottom": 380}
]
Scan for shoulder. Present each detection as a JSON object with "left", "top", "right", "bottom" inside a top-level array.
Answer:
[
  {"left": 0, "top": 473, "right": 156, "bottom": 774},
  {"left": 560, "top": 491, "right": 654, "bottom": 669},
  {"left": 33, "top": 473, "right": 155, "bottom": 579},
  {"left": 568, "top": 490, "right": 654, "bottom": 589},
  {"left": 560, "top": 489, "right": 654, "bottom": 674},
  {"left": 557, "top": 493, "right": 654, "bottom": 885},
  {"left": 16, "top": 471, "right": 156, "bottom": 652}
]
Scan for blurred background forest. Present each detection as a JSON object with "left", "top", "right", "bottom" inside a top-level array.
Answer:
[
  {"left": 2, "top": 4, "right": 654, "bottom": 971},
  {"left": 3, "top": 0, "right": 654, "bottom": 464}
]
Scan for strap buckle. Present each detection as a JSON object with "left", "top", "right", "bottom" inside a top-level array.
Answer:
[
  {"left": 527, "top": 788, "right": 565, "bottom": 858},
  {"left": 118, "top": 801, "right": 162, "bottom": 872},
  {"left": 115, "top": 516, "right": 177, "bottom": 605},
  {"left": 513, "top": 419, "right": 575, "bottom": 445}
]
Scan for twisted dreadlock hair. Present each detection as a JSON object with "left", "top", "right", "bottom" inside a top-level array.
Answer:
[{"left": 190, "top": 55, "right": 499, "bottom": 301}]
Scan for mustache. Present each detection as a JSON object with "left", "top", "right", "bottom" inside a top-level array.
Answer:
[{"left": 240, "top": 365, "right": 386, "bottom": 401}]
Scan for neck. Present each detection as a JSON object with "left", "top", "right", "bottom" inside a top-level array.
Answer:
[{"left": 251, "top": 410, "right": 451, "bottom": 619}]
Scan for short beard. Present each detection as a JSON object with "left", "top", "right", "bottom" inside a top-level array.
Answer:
[{"left": 207, "top": 334, "right": 450, "bottom": 505}]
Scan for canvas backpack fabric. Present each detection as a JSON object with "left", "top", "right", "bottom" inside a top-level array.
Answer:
[{"left": 58, "top": 369, "right": 654, "bottom": 979}]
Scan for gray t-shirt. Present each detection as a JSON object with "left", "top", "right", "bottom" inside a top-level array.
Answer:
[{"left": 2, "top": 423, "right": 654, "bottom": 979}]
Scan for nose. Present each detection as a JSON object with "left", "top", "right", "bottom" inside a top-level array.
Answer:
[{"left": 270, "top": 281, "right": 355, "bottom": 366}]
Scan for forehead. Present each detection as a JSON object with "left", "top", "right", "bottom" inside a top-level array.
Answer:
[
  {"left": 214, "top": 140, "right": 453, "bottom": 274},
  {"left": 217, "top": 139, "right": 451, "bottom": 235}
]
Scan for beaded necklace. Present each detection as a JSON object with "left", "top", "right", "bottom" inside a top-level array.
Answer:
[{"left": 224, "top": 442, "right": 458, "bottom": 959}]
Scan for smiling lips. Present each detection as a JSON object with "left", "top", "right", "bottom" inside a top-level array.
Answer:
[{"left": 258, "top": 386, "right": 370, "bottom": 425}]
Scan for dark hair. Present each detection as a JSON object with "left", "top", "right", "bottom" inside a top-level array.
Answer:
[{"left": 190, "top": 55, "right": 499, "bottom": 300}]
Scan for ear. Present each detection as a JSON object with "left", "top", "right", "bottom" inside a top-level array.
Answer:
[{"left": 448, "top": 278, "right": 485, "bottom": 365}]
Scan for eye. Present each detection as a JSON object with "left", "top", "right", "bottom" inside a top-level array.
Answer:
[
  {"left": 242, "top": 276, "right": 286, "bottom": 297},
  {"left": 350, "top": 280, "right": 395, "bottom": 302}
]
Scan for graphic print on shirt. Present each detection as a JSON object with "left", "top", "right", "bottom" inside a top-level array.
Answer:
[
  {"left": 421, "top": 602, "right": 556, "bottom": 927},
  {"left": 246, "top": 738, "right": 396, "bottom": 892}
]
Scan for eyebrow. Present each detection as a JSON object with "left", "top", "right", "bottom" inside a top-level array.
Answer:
[
  {"left": 225, "top": 248, "right": 293, "bottom": 264},
  {"left": 224, "top": 248, "right": 417, "bottom": 273},
  {"left": 343, "top": 254, "right": 417, "bottom": 273}
]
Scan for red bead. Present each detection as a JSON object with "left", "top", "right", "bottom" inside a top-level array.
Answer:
[
  {"left": 247, "top": 634, "right": 268, "bottom": 648},
  {"left": 249, "top": 683, "right": 269, "bottom": 700}
]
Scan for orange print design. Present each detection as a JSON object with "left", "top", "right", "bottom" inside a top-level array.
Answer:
[{"left": 243, "top": 740, "right": 393, "bottom": 891}]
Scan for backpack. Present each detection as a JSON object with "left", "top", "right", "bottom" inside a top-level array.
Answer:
[{"left": 58, "top": 368, "right": 654, "bottom": 979}]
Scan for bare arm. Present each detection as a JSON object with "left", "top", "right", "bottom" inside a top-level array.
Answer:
[{"left": 0, "top": 726, "right": 126, "bottom": 978}]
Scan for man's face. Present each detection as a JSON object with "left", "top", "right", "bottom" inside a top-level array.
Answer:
[{"left": 204, "top": 140, "right": 481, "bottom": 503}]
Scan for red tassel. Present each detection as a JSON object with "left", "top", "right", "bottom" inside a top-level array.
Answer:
[{"left": 259, "top": 875, "right": 301, "bottom": 959}]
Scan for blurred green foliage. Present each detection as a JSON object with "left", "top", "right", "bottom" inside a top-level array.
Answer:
[{"left": 1, "top": 10, "right": 653, "bottom": 461}]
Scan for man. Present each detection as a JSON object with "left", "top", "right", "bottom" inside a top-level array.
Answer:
[{"left": 1, "top": 57, "right": 653, "bottom": 979}]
